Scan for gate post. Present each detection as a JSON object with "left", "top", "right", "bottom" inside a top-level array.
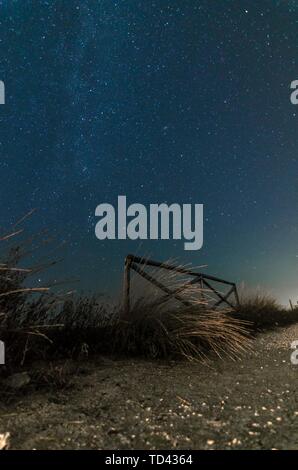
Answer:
[{"left": 122, "top": 255, "right": 132, "bottom": 319}]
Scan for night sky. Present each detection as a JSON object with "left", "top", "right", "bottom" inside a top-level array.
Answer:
[{"left": 0, "top": 1, "right": 298, "bottom": 304}]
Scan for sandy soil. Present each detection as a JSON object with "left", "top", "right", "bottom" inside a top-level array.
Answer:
[{"left": 0, "top": 324, "right": 298, "bottom": 450}]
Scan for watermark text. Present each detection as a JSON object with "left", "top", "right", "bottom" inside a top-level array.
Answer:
[{"left": 95, "top": 196, "right": 203, "bottom": 251}]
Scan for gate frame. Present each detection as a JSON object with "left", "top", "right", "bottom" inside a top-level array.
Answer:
[{"left": 122, "top": 254, "right": 240, "bottom": 317}]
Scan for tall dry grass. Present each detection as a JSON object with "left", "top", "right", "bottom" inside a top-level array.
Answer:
[
  {"left": 113, "top": 260, "right": 252, "bottom": 361},
  {"left": 0, "top": 232, "right": 253, "bottom": 367},
  {"left": 5, "top": 218, "right": 297, "bottom": 369},
  {"left": 234, "top": 291, "right": 298, "bottom": 330},
  {"left": 114, "top": 299, "right": 252, "bottom": 362}
]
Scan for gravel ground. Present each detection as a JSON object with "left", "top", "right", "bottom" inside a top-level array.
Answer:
[{"left": 0, "top": 324, "right": 298, "bottom": 450}]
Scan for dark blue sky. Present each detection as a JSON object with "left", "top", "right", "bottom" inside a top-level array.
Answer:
[{"left": 0, "top": 1, "right": 297, "bottom": 303}]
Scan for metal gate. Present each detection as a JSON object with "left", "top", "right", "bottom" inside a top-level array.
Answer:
[{"left": 122, "top": 254, "right": 240, "bottom": 317}]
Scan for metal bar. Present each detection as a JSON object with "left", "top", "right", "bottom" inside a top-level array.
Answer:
[
  {"left": 130, "top": 262, "right": 191, "bottom": 307},
  {"left": 214, "top": 285, "right": 235, "bottom": 307},
  {"left": 199, "top": 274, "right": 234, "bottom": 286},
  {"left": 166, "top": 275, "right": 202, "bottom": 296},
  {"left": 234, "top": 285, "right": 240, "bottom": 308},
  {"left": 202, "top": 279, "right": 235, "bottom": 309},
  {"left": 126, "top": 254, "right": 235, "bottom": 286},
  {"left": 126, "top": 254, "right": 196, "bottom": 276},
  {"left": 157, "top": 275, "right": 203, "bottom": 306},
  {"left": 122, "top": 256, "right": 132, "bottom": 318}
]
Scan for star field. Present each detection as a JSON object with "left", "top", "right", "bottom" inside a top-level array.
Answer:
[{"left": 0, "top": 1, "right": 297, "bottom": 303}]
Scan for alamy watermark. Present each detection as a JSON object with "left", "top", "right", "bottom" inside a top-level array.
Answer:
[
  {"left": 0, "top": 81, "right": 5, "bottom": 104},
  {"left": 290, "top": 80, "right": 298, "bottom": 104},
  {"left": 290, "top": 340, "right": 298, "bottom": 365},
  {"left": 95, "top": 196, "right": 203, "bottom": 251},
  {"left": 0, "top": 341, "right": 5, "bottom": 365}
]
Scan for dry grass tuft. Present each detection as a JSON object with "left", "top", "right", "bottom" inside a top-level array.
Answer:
[
  {"left": 114, "top": 296, "right": 252, "bottom": 362},
  {"left": 3, "top": 220, "right": 297, "bottom": 371},
  {"left": 235, "top": 290, "right": 298, "bottom": 330}
]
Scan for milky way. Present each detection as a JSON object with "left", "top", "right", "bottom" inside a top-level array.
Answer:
[{"left": 0, "top": 1, "right": 297, "bottom": 303}]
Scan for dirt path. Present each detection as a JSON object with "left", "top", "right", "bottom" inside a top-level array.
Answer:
[{"left": 1, "top": 325, "right": 298, "bottom": 450}]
